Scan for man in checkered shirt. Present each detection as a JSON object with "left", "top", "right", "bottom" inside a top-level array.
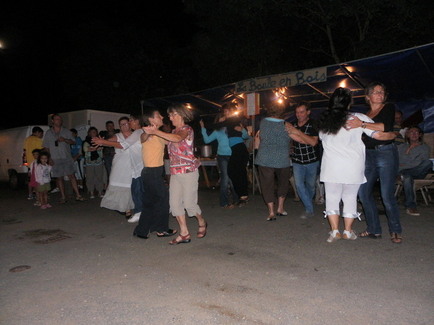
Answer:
[{"left": 289, "top": 102, "right": 320, "bottom": 218}]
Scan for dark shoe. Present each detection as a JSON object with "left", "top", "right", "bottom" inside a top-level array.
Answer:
[
  {"left": 359, "top": 230, "right": 382, "bottom": 239},
  {"left": 197, "top": 222, "right": 207, "bottom": 238},
  {"left": 133, "top": 231, "right": 149, "bottom": 239},
  {"left": 390, "top": 232, "right": 402, "bottom": 244},
  {"left": 169, "top": 234, "right": 191, "bottom": 245},
  {"left": 156, "top": 229, "right": 178, "bottom": 237}
]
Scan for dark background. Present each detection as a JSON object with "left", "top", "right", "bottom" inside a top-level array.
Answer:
[{"left": 1, "top": 0, "right": 433, "bottom": 129}]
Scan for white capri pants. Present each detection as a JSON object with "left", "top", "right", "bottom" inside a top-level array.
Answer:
[
  {"left": 169, "top": 170, "right": 202, "bottom": 217},
  {"left": 324, "top": 182, "right": 361, "bottom": 219}
]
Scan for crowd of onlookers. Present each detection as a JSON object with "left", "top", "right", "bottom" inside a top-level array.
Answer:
[{"left": 23, "top": 81, "right": 432, "bottom": 244}]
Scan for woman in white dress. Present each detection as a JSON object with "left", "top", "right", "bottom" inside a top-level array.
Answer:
[
  {"left": 100, "top": 117, "right": 134, "bottom": 216},
  {"left": 318, "top": 88, "right": 395, "bottom": 243}
]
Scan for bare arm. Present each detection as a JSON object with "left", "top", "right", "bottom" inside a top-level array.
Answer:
[
  {"left": 286, "top": 123, "right": 318, "bottom": 146},
  {"left": 346, "top": 116, "right": 385, "bottom": 131},
  {"left": 92, "top": 137, "right": 123, "bottom": 149},
  {"left": 143, "top": 125, "right": 188, "bottom": 143},
  {"left": 371, "top": 131, "right": 397, "bottom": 141}
]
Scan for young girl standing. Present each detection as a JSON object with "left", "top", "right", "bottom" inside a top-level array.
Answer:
[{"left": 35, "top": 151, "right": 53, "bottom": 209}]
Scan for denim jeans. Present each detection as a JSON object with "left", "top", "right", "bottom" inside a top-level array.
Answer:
[
  {"left": 217, "top": 155, "right": 237, "bottom": 206},
  {"left": 131, "top": 176, "right": 144, "bottom": 214},
  {"left": 400, "top": 160, "right": 432, "bottom": 209},
  {"left": 358, "top": 143, "right": 402, "bottom": 234},
  {"left": 292, "top": 161, "right": 319, "bottom": 214}
]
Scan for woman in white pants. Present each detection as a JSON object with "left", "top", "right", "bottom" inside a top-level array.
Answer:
[{"left": 318, "top": 88, "right": 395, "bottom": 243}]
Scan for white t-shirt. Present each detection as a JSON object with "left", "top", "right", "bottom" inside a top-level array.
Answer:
[{"left": 319, "top": 113, "right": 374, "bottom": 184}]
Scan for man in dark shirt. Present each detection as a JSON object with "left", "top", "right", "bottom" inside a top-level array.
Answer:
[
  {"left": 288, "top": 102, "right": 320, "bottom": 218},
  {"left": 99, "top": 120, "right": 119, "bottom": 181}
]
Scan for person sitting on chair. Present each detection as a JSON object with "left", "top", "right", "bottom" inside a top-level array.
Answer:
[{"left": 398, "top": 126, "right": 432, "bottom": 216}]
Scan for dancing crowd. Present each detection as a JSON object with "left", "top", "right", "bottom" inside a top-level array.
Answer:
[{"left": 24, "top": 81, "right": 432, "bottom": 245}]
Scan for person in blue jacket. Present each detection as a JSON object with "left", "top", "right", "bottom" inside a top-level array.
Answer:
[{"left": 200, "top": 113, "right": 238, "bottom": 208}]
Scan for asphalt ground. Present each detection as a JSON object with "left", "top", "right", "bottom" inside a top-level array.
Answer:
[{"left": 1, "top": 181, "right": 433, "bottom": 325}]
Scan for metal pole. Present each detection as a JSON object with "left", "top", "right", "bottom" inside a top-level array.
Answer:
[{"left": 140, "top": 100, "right": 144, "bottom": 117}]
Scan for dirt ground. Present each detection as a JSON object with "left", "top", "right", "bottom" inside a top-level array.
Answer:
[{"left": 0, "top": 181, "right": 433, "bottom": 325}]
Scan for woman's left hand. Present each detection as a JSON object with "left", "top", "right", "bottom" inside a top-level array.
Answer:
[{"left": 346, "top": 116, "right": 362, "bottom": 129}]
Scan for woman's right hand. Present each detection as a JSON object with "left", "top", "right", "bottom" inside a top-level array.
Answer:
[{"left": 199, "top": 120, "right": 204, "bottom": 128}]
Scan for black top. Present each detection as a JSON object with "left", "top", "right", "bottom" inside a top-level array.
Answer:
[
  {"left": 363, "top": 103, "right": 396, "bottom": 149},
  {"left": 291, "top": 119, "right": 320, "bottom": 164}
]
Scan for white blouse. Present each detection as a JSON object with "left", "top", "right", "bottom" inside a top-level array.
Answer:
[{"left": 319, "top": 113, "right": 374, "bottom": 184}]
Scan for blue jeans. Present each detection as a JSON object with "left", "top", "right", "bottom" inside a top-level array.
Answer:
[
  {"left": 292, "top": 161, "right": 319, "bottom": 214},
  {"left": 400, "top": 160, "right": 432, "bottom": 209},
  {"left": 217, "top": 155, "right": 237, "bottom": 206},
  {"left": 358, "top": 144, "right": 402, "bottom": 234},
  {"left": 131, "top": 176, "right": 144, "bottom": 214}
]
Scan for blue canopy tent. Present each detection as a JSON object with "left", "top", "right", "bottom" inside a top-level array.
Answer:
[{"left": 142, "top": 43, "right": 434, "bottom": 133}]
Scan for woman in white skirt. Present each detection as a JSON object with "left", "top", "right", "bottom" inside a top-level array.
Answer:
[{"left": 100, "top": 117, "right": 134, "bottom": 217}]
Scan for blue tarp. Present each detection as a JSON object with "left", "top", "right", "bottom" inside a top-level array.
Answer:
[{"left": 143, "top": 43, "right": 434, "bottom": 132}]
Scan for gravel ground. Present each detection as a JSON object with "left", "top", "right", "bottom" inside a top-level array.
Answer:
[{"left": 1, "top": 183, "right": 433, "bottom": 325}]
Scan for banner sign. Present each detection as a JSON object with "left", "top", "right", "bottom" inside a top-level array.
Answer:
[
  {"left": 235, "top": 67, "right": 327, "bottom": 94},
  {"left": 246, "top": 93, "right": 260, "bottom": 116}
]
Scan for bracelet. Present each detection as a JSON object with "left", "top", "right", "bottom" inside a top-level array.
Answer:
[{"left": 362, "top": 122, "right": 366, "bottom": 129}]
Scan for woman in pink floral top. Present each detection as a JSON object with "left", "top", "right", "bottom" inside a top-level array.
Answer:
[{"left": 143, "top": 104, "right": 207, "bottom": 245}]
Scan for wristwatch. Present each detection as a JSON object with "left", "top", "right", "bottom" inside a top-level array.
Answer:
[{"left": 362, "top": 122, "right": 366, "bottom": 128}]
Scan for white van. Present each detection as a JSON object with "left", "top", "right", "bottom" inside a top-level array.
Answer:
[{"left": 0, "top": 125, "right": 50, "bottom": 189}]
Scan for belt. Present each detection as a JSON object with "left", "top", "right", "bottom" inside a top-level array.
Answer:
[{"left": 367, "top": 143, "right": 394, "bottom": 150}]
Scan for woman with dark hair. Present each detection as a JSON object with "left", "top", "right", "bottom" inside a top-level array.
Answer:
[
  {"left": 255, "top": 103, "right": 291, "bottom": 221},
  {"left": 213, "top": 103, "right": 251, "bottom": 206},
  {"left": 132, "top": 109, "right": 177, "bottom": 239},
  {"left": 143, "top": 104, "right": 206, "bottom": 245},
  {"left": 200, "top": 112, "right": 237, "bottom": 208},
  {"left": 83, "top": 127, "right": 106, "bottom": 199},
  {"left": 346, "top": 82, "right": 403, "bottom": 243},
  {"left": 318, "top": 88, "right": 394, "bottom": 243}
]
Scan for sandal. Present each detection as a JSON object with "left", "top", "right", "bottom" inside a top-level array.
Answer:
[
  {"left": 359, "top": 230, "right": 382, "bottom": 239},
  {"left": 266, "top": 216, "right": 276, "bottom": 221},
  {"left": 197, "top": 222, "right": 207, "bottom": 238},
  {"left": 169, "top": 233, "right": 191, "bottom": 245},
  {"left": 75, "top": 196, "right": 85, "bottom": 201},
  {"left": 390, "top": 232, "right": 402, "bottom": 244},
  {"left": 59, "top": 198, "right": 67, "bottom": 204}
]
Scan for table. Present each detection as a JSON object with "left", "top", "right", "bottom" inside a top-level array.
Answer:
[{"left": 200, "top": 158, "right": 218, "bottom": 188}]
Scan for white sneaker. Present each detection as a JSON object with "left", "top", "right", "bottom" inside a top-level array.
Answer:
[
  {"left": 50, "top": 187, "right": 60, "bottom": 193},
  {"left": 327, "top": 231, "right": 341, "bottom": 243},
  {"left": 343, "top": 230, "right": 357, "bottom": 240},
  {"left": 127, "top": 212, "right": 141, "bottom": 223}
]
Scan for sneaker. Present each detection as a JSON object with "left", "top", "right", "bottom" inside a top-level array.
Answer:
[
  {"left": 406, "top": 208, "right": 420, "bottom": 216},
  {"left": 342, "top": 230, "right": 357, "bottom": 240},
  {"left": 27, "top": 195, "right": 34, "bottom": 200},
  {"left": 127, "top": 212, "right": 141, "bottom": 223},
  {"left": 34, "top": 201, "right": 41, "bottom": 207},
  {"left": 327, "top": 231, "right": 341, "bottom": 243},
  {"left": 50, "top": 187, "right": 60, "bottom": 193}
]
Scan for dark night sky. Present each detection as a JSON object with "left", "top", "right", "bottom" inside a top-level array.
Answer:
[{"left": 0, "top": 1, "right": 193, "bottom": 129}]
